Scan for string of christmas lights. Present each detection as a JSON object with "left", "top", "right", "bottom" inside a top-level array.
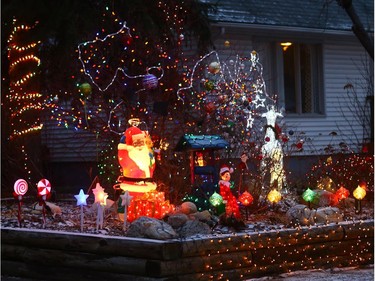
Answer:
[{"left": 6, "top": 18, "right": 44, "bottom": 139}]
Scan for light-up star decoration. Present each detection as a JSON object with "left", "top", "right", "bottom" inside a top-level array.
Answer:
[
  {"left": 77, "top": 21, "right": 164, "bottom": 93},
  {"left": 92, "top": 183, "right": 108, "bottom": 230},
  {"left": 74, "top": 189, "right": 89, "bottom": 232},
  {"left": 92, "top": 183, "right": 108, "bottom": 205},
  {"left": 74, "top": 189, "right": 89, "bottom": 206},
  {"left": 120, "top": 191, "right": 133, "bottom": 230}
]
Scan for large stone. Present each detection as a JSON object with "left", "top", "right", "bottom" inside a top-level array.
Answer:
[
  {"left": 180, "top": 202, "right": 198, "bottom": 215},
  {"left": 167, "top": 213, "right": 189, "bottom": 229},
  {"left": 127, "top": 216, "right": 178, "bottom": 240},
  {"left": 314, "top": 207, "right": 343, "bottom": 224},
  {"left": 286, "top": 204, "right": 315, "bottom": 226},
  {"left": 176, "top": 220, "right": 212, "bottom": 238},
  {"left": 189, "top": 210, "right": 212, "bottom": 221},
  {"left": 312, "top": 190, "right": 338, "bottom": 207}
]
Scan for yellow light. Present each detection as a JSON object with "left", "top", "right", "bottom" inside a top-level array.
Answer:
[
  {"left": 280, "top": 42, "right": 292, "bottom": 51},
  {"left": 267, "top": 189, "right": 282, "bottom": 203},
  {"left": 353, "top": 185, "right": 366, "bottom": 200}
]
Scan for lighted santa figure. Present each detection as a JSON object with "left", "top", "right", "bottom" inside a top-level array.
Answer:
[
  {"left": 114, "top": 118, "right": 174, "bottom": 223},
  {"left": 116, "top": 118, "right": 157, "bottom": 194},
  {"left": 218, "top": 165, "right": 241, "bottom": 219}
]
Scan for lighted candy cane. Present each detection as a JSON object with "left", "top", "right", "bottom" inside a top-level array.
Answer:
[
  {"left": 13, "top": 179, "right": 28, "bottom": 227},
  {"left": 37, "top": 179, "right": 51, "bottom": 228}
]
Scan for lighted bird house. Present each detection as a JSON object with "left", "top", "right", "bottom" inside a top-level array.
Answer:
[{"left": 175, "top": 134, "right": 229, "bottom": 185}]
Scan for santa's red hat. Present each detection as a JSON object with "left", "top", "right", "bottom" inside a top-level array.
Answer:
[
  {"left": 220, "top": 165, "right": 233, "bottom": 175},
  {"left": 125, "top": 126, "right": 144, "bottom": 146}
]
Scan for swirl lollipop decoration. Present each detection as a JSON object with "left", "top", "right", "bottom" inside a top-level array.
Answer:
[
  {"left": 37, "top": 178, "right": 52, "bottom": 228},
  {"left": 13, "top": 179, "right": 28, "bottom": 227},
  {"left": 14, "top": 179, "right": 28, "bottom": 197}
]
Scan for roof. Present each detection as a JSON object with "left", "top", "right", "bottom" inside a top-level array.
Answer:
[
  {"left": 203, "top": 0, "right": 374, "bottom": 33},
  {"left": 175, "top": 134, "right": 229, "bottom": 151}
]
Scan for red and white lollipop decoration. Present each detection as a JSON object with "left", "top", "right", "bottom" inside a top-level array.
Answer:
[
  {"left": 37, "top": 179, "right": 51, "bottom": 198},
  {"left": 14, "top": 179, "right": 28, "bottom": 197},
  {"left": 13, "top": 179, "right": 28, "bottom": 227},
  {"left": 37, "top": 178, "right": 52, "bottom": 228}
]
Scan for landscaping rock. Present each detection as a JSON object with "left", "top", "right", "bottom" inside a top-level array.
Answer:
[
  {"left": 167, "top": 213, "right": 189, "bottom": 228},
  {"left": 176, "top": 219, "right": 212, "bottom": 238},
  {"left": 286, "top": 204, "right": 315, "bottom": 225},
  {"left": 312, "top": 189, "right": 338, "bottom": 207},
  {"left": 126, "top": 216, "right": 178, "bottom": 240},
  {"left": 180, "top": 201, "right": 197, "bottom": 215},
  {"left": 315, "top": 207, "right": 343, "bottom": 224}
]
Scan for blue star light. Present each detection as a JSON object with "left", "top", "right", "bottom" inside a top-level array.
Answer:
[{"left": 74, "top": 189, "right": 89, "bottom": 206}]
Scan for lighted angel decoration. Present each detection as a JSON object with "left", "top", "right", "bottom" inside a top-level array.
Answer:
[
  {"left": 260, "top": 106, "right": 286, "bottom": 199},
  {"left": 260, "top": 126, "right": 286, "bottom": 195}
]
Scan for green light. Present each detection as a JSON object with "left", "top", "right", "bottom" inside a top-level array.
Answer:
[{"left": 302, "top": 188, "right": 316, "bottom": 203}]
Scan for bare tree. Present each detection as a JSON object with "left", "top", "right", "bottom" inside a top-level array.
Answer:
[{"left": 337, "top": 0, "right": 374, "bottom": 60}]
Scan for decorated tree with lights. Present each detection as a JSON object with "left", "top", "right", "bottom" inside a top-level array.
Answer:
[{"left": 1, "top": 0, "right": 214, "bottom": 199}]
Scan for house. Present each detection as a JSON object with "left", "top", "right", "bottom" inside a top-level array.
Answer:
[
  {"left": 41, "top": 0, "right": 373, "bottom": 190},
  {"left": 200, "top": 0, "right": 373, "bottom": 156}
]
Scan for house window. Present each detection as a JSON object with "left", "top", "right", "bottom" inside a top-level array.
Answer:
[{"left": 279, "top": 42, "right": 324, "bottom": 115}]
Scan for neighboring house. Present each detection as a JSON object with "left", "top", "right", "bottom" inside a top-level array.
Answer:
[
  {"left": 41, "top": 0, "right": 373, "bottom": 188},
  {"left": 202, "top": 0, "right": 374, "bottom": 156}
]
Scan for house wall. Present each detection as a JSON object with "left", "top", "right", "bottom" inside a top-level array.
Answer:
[{"left": 210, "top": 27, "right": 372, "bottom": 156}]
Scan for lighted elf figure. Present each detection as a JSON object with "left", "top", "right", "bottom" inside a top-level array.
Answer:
[{"left": 218, "top": 165, "right": 241, "bottom": 219}]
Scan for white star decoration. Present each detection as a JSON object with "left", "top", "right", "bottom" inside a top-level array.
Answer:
[
  {"left": 74, "top": 189, "right": 89, "bottom": 206},
  {"left": 120, "top": 191, "right": 133, "bottom": 207},
  {"left": 252, "top": 94, "right": 266, "bottom": 108}
]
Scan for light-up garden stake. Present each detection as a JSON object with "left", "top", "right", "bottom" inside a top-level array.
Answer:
[
  {"left": 353, "top": 184, "right": 366, "bottom": 214},
  {"left": 37, "top": 179, "right": 52, "bottom": 228},
  {"left": 335, "top": 186, "right": 349, "bottom": 208},
  {"left": 209, "top": 192, "right": 223, "bottom": 215},
  {"left": 74, "top": 189, "right": 89, "bottom": 232},
  {"left": 302, "top": 187, "right": 316, "bottom": 209},
  {"left": 239, "top": 191, "right": 253, "bottom": 220},
  {"left": 267, "top": 189, "right": 282, "bottom": 208},
  {"left": 92, "top": 183, "right": 108, "bottom": 230},
  {"left": 120, "top": 191, "right": 133, "bottom": 231},
  {"left": 13, "top": 179, "right": 28, "bottom": 227}
]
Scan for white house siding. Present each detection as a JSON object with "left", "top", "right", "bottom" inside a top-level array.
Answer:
[
  {"left": 210, "top": 30, "right": 371, "bottom": 156},
  {"left": 286, "top": 40, "right": 371, "bottom": 155}
]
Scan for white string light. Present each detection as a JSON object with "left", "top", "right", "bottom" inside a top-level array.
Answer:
[{"left": 77, "top": 22, "right": 164, "bottom": 92}]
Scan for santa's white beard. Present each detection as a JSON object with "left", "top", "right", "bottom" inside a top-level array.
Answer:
[{"left": 128, "top": 145, "right": 151, "bottom": 178}]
